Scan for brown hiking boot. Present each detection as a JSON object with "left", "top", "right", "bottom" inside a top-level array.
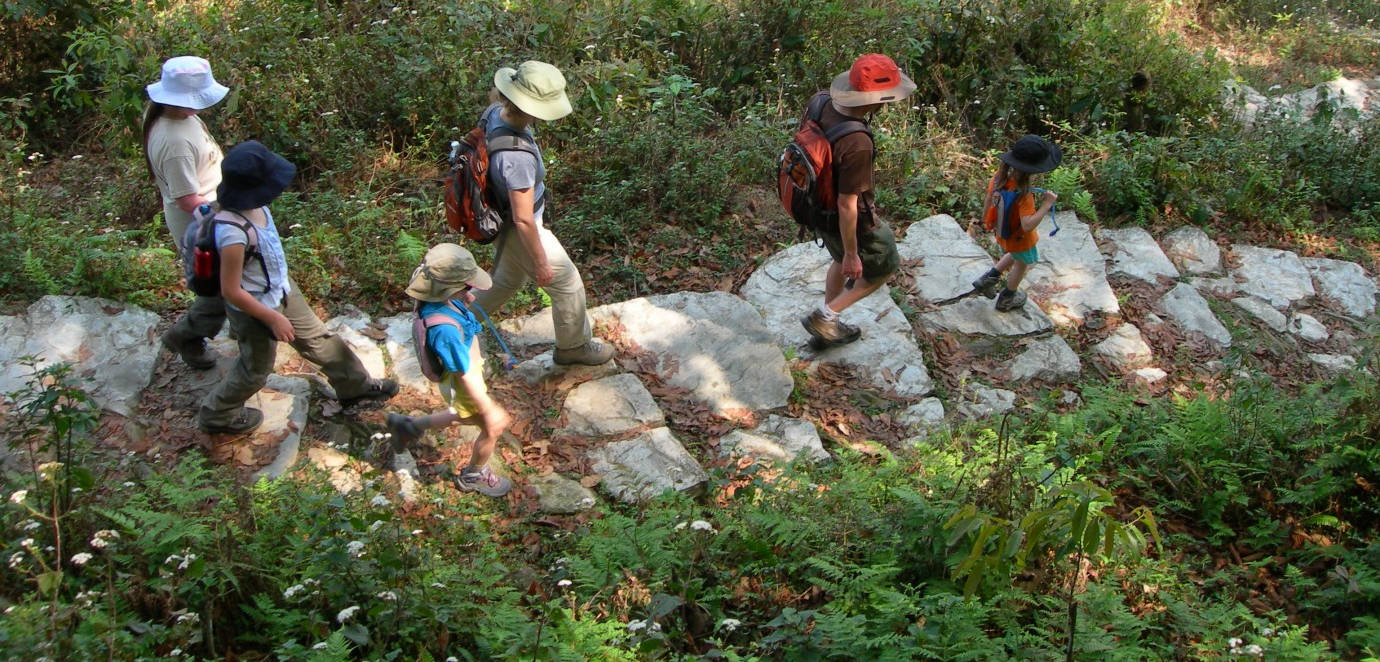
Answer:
[
  {"left": 199, "top": 407, "right": 263, "bottom": 434},
  {"left": 801, "top": 310, "right": 862, "bottom": 346},
  {"left": 553, "top": 338, "right": 614, "bottom": 366}
]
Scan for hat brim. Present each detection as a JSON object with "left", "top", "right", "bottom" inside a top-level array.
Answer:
[
  {"left": 146, "top": 81, "right": 230, "bottom": 110},
  {"left": 216, "top": 151, "right": 296, "bottom": 210},
  {"left": 998, "top": 141, "right": 1063, "bottom": 174},
  {"left": 494, "top": 67, "right": 572, "bottom": 121},
  {"left": 404, "top": 267, "right": 493, "bottom": 303},
  {"left": 829, "top": 70, "right": 917, "bottom": 107}
]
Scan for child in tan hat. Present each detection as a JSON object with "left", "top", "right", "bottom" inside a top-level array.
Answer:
[{"left": 387, "top": 243, "right": 513, "bottom": 497}]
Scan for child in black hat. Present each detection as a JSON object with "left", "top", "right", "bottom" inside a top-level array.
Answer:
[
  {"left": 970, "top": 135, "right": 1061, "bottom": 312},
  {"left": 198, "top": 141, "right": 397, "bottom": 433}
]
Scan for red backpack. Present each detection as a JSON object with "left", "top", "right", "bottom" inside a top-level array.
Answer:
[
  {"left": 776, "top": 92, "right": 872, "bottom": 238},
  {"left": 443, "top": 107, "right": 541, "bottom": 244}
]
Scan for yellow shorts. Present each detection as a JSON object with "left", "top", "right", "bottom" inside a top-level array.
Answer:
[{"left": 436, "top": 357, "right": 485, "bottom": 420}]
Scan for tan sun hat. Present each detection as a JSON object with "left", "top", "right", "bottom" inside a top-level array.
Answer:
[
  {"left": 405, "top": 243, "right": 493, "bottom": 302},
  {"left": 829, "top": 53, "right": 916, "bottom": 107},
  {"left": 494, "top": 61, "right": 573, "bottom": 121}
]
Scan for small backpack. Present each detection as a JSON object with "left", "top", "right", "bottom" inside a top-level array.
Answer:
[
  {"left": 443, "top": 107, "right": 542, "bottom": 244},
  {"left": 411, "top": 301, "right": 466, "bottom": 382},
  {"left": 776, "top": 92, "right": 872, "bottom": 238},
  {"left": 182, "top": 205, "right": 269, "bottom": 297}
]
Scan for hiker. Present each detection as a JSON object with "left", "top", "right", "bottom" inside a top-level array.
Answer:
[
  {"left": 470, "top": 61, "right": 614, "bottom": 366},
  {"left": 198, "top": 141, "right": 397, "bottom": 433},
  {"left": 143, "top": 56, "right": 230, "bottom": 369},
  {"left": 969, "top": 135, "right": 1061, "bottom": 312},
  {"left": 798, "top": 54, "right": 914, "bottom": 347},
  {"left": 385, "top": 243, "right": 514, "bottom": 497}
]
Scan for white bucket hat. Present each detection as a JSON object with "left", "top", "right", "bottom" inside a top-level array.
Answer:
[
  {"left": 494, "top": 61, "right": 572, "bottom": 121},
  {"left": 146, "top": 56, "right": 229, "bottom": 110}
]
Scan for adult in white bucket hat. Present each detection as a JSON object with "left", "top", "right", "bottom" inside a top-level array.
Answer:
[
  {"left": 142, "top": 56, "right": 230, "bottom": 370},
  {"left": 471, "top": 61, "right": 614, "bottom": 366}
]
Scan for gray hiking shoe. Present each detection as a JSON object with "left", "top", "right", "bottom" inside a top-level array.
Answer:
[
  {"left": 801, "top": 310, "right": 862, "bottom": 346},
  {"left": 385, "top": 414, "right": 423, "bottom": 453},
  {"left": 971, "top": 272, "right": 1002, "bottom": 299},
  {"left": 454, "top": 466, "right": 512, "bottom": 498},
  {"left": 554, "top": 338, "right": 614, "bottom": 366},
  {"left": 994, "top": 289, "right": 1028, "bottom": 312},
  {"left": 199, "top": 407, "right": 263, "bottom": 434},
  {"left": 340, "top": 378, "right": 398, "bottom": 408},
  {"left": 162, "top": 330, "right": 218, "bottom": 370}
]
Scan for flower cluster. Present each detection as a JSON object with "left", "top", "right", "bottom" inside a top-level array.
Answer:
[{"left": 89, "top": 529, "right": 119, "bottom": 550}]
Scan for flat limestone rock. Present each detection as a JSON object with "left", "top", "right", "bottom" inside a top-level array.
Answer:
[
  {"left": 598, "top": 293, "right": 794, "bottom": 414},
  {"left": 1232, "top": 297, "right": 1288, "bottom": 332},
  {"left": 251, "top": 374, "right": 312, "bottom": 481},
  {"left": 1190, "top": 277, "right": 1238, "bottom": 298},
  {"left": 1004, "top": 335, "right": 1081, "bottom": 382},
  {"left": 742, "top": 243, "right": 933, "bottom": 397},
  {"left": 717, "top": 414, "right": 829, "bottom": 464},
  {"left": 513, "top": 351, "right": 621, "bottom": 384},
  {"left": 898, "top": 397, "right": 945, "bottom": 429},
  {"left": 1230, "top": 245, "right": 1315, "bottom": 309},
  {"left": 895, "top": 214, "right": 995, "bottom": 303},
  {"left": 1097, "top": 227, "right": 1179, "bottom": 285},
  {"left": 560, "top": 373, "right": 665, "bottom": 437},
  {"left": 378, "top": 314, "right": 431, "bottom": 395},
  {"left": 588, "top": 427, "right": 708, "bottom": 503},
  {"left": 1022, "top": 212, "right": 1121, "bottom": 326},
  {"left": 306, "top": 446, "right": 362, "bottom": 493},
  {"left": 1092, "top": 324, "right": 1153, "bottom": 372},
  {"left": 1162, "top": 226, "right": 1221, "bottom": 274},
  {"left": 955, "top": 385, "right": 1016, "bottom": 420},
  {"left": 1307, "top": 353, "right": 1357, "bottom": 375},
  {"left": 530, "top": 472, "right": 598, "bottom": 514},
  {"left": 1160, "top": 283, "right": 1232, "bottom": 348},
  {"left": 1131, "top": 367, "right": 1169, "bottom": 385},
  {"left": 0, "top": 296, "right": 161, "bottom": 416},
  {"left": 1302, "top": 257, "right": 1376, "bottom": 318},
  {"left": 920, "top": 296, "right": 1055, "bottom": 337},
  {"left": 1287, "top": 313, "right": 1329, "bottom": 343}
]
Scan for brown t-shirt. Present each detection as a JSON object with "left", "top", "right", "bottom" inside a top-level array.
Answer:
[{"left": 816, "top": 99, "right": 875, "bottom": 229}]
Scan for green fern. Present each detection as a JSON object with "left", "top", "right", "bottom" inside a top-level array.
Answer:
[
  {"left": 394, "top": 230, "right": 427, "bottom": 265},
  {"left": 21, "top": 248, "right": 58, "bottom": 295}
]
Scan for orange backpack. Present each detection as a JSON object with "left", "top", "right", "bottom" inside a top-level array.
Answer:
[
  {"left": 443, "top": 111, "right": 540, "bottom": 244},
  {"left": 776, "top": 92, "right": 871, "bottom": 238}
]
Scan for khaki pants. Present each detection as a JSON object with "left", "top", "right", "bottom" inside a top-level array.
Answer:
[
  {"left": 164, "top": 294, "right": 227, "bottom": 351},
  {"left": 472, "top": 226, "right": 592, "bottom": 351},
  {"left": 199, "top": 280, "right": 371, "bottom": 426}
]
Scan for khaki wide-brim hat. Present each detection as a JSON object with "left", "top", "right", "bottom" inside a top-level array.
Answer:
[
  {"left": 829, "top": 53, "right": 916, "bottom": 107},
  {"left": 494, "top": 61, "right": 572, "bottom": 121},
  {"left": 146, "top": 56, "right": 229, "bottom": 110},
  {"left": 405, "top": 243, "right": 493, "bottom": 302}
]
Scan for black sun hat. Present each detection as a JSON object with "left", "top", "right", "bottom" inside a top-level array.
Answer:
[
  {"left": 217, "top": 140, "right": 296, "bottom": 210},
  {"left": 999, "top": 135, "right": 1063, "bottom": 174}
]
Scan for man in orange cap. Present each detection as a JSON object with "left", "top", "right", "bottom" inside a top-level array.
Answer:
[{"left": 800, "top": 53, "right": 916, "bottom": 347}]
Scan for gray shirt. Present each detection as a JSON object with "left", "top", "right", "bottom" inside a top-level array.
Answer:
[{"left": 482, "top": 103, "right": 546, "bottom": 228}]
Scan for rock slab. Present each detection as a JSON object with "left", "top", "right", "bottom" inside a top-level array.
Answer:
[
  {"left": 560, "top": 373, "right": 665, "bottom": 437},
  {"left": 896, "top": 214, "right": 995, "bottom": 302},
  {"left": 1098, "top": 227, "right": 1179, "bottom": 285},
  {"left": 1302, "top": 257, "right": 1376, "bottom": 318},
  {"left": 1005, "top": 335, "right": 1081, "bottom": 382},
  {"left": 1161, "top": 283, "right": 1232, "bottom": 348},
  {"left": 1022, "top": 212, "right": 1121, "bottom": 326},
  {"left": 1231, "top": 245, "right": 1315, "bottom": 309},
  {"left": 717, "top": 415, "right": 829, "bottom": 464},
  {"left": 1161, "top": 226, "right": 1221, "bottom": 275},
  {"left": 588, "top": 427, "right": 708, "bottom": 503}
]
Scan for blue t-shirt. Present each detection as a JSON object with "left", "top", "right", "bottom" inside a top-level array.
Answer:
[
  {"left": 482, "top": 103, "right": 546, "bottom": 227},
  {"left": 420, "top": 299, "right": 483, "bottom": 375}
]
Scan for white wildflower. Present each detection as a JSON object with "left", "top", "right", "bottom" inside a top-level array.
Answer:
[
  {"left": 90, "top": 530, "right": 119, "bottom": 550},
  {"left": 20, "top": 520, "right": 40, "bottom": 532},
  {"left": 165, "top": 554, "right": 183, "bottom": 566},
  {"left": 36, "top": 462, "right": 63, "bottom": 480},
  {"left": 346, "top": 540, "right": 365, "bottom": 557},
  {"left": 410, "top": 529, "right": 422, "bottom": 536},
  {"left": 283, "top": 584, "right": 306, "bottom": 600},
  {"left": 178, "top": 554, "right": 197, "bottom": 571},
  {"left": 1242, "top": 645, "right": 1263, "bottom": 656},
  {"left": 312, "top": 642, "right": 328, "bottom": 650},
  {"left": 1228, "top": 637, "right": 1243, "bottom": 649},
  {"left": 8, "top": 552, "right": 23, "bottom": 569},
  {"left": 674, "top": 521, "right": 688, "bottom": 531},
  {"left": 690, "top": 520, "right": 716, "bottom": 533},
  {"left": 446, "top": 657, "right": 458, "bottom": 662},
  {"left": 370, "top": 494, "right": 390, "bottom": 508},
  {"left": 369, "top": 520, "right": 385, "bottom": 532},
  {"left": 71, "top": 552, "right": 93, "bottom": 566},
  {"left": 169, "top": 649, "right": 181, "bottom": 656},
  {"left": 177, "top": 612, "right": 199, "bottom": 625},
  {"left": 71, "top": 154, "right": 83, "bottom": 160},
  {"left": 9, "top": 490, "right": 28, "bottom": 504},
  {"left": 336, "top": 605, "right": 360, "bottom": 622},
  {"left": 377, "top": 590, "right": 398, "bottom": 601},
  {"left": 431, "top": 582, "right": 446, "bottom": 589},
  {"left": 719, "top": 618, "right": 742, "bottom": 632},
  {"left": 627, "top": 620, "right": 647, "bottom": 633},
  {"left": 557, "top": 579, "right": 572, "bottom": 588},
  {"left": 122, "top": 482, "right": 134, "bottom": 488},
  {"left": 1260, "top": 628, "right": 1274, "bottom": 637},
  {"left": 20, "top": 538, "right": 35, "bottom": 550}
]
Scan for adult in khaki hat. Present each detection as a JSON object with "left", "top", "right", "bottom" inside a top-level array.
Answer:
[
  {"left": 387, "top": 243, "right": 513, "bottom": 497},
  {"left": 470, "top": 61, "right": 614, "bottom": 366},
  {"left": 799, "top": 53, "right": 915, "bottom": 348},
  {"left": 142, "top": 55, "right": 231, "bottom": 370}
]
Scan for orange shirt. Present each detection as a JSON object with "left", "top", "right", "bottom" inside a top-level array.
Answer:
[{"left": 983, "top": 174, "right": 1038, "bottom": 254}]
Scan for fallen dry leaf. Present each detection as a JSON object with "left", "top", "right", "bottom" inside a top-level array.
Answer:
[{"left": 579, "top": 475, "right": 602, "bottom": 488}]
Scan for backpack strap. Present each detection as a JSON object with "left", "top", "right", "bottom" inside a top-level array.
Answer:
[
  {"left": 807, "top": 93, "right": 872, "bottom": 148},
  {"left": 484, "top": 120, "right": 548, "bottom": 216},
  {"left": 219, "top": 210, "right": 273, "bottom": 294}
]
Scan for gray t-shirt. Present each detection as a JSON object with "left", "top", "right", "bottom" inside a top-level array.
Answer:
[
  {"left": 214, "top": 208, "right": 290, "bottom": 311},
  {"left": 482, "top": 104, "right": 546, "bottom": 228}
]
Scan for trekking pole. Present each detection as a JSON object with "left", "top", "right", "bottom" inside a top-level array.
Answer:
[
  {"left": 469, "top": 301, "right": 517, "bottom": 370},
  {"left": 1032, "top": 187, "right": 1061, "bottom": 237}
]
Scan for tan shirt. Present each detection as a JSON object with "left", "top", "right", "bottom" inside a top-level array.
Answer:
[{"left": 148, "top": 115, "right": 222, "bottom": 245}]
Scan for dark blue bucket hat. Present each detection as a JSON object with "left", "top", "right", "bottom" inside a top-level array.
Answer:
[
  {"left": 999, "top": 135, "right": 1062, "bottom": 174},
  {"left": 217, "top": 140, "right": 296, "bottom": 210}
]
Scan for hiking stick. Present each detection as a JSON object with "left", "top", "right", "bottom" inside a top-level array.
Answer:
[{"left": 469, "top": 301, "right": 517, "bottom": 370}]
